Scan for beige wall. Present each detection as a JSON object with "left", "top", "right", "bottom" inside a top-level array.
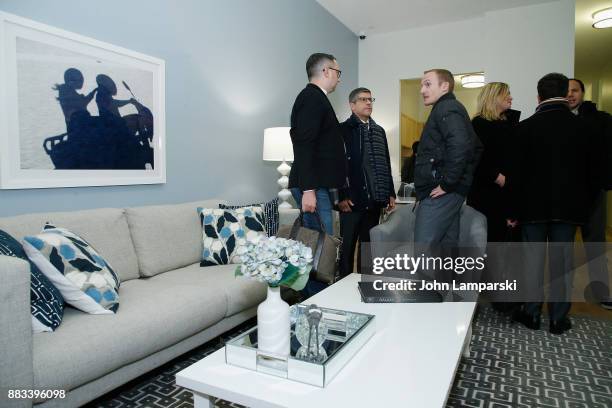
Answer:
[
  {"left": 399, "top": 78, "right": 481, "bottom": 163},
  {"left": 454, "top": 87, "right": 481, "bottom": 118}
]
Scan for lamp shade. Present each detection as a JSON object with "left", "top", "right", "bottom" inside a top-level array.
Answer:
[
  {"left": 263, "top": 127, "right": 293, "bottom": 162},
  {"left": 461, "top": 74, "right": 485, "bottom": 88},
  {"left": 593, "top": 7, "right": 612, "bottom": 29}
]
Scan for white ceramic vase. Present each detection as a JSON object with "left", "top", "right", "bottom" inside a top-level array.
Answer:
[{"left": 257, "top": 286, "right": 290, "bottom": 356}]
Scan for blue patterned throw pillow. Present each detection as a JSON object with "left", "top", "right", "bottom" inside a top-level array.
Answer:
[
  {"left": 198, "top": 206, "right": 266, "bottom": 266},
  {"left": 23, "top": 224, "right": 120, "bottom": 314},
  {"left": 219, "top": 198, "right": 279, "bottom": 237},
  {"left": 0, "top": 229, "right": 64, "bottom": 333}
]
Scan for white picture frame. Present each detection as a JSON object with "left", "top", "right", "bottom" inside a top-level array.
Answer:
[{"left": 0, "top": 12, "right": 166, "bottom": 189}]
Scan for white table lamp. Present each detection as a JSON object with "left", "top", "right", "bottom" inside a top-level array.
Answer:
[{"left": 263, "top": 127, "right": 294, "bottom": 209}]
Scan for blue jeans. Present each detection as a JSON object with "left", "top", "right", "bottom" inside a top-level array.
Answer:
[
  {"left": 290, "top": 188, "right": 333, "bottom": 297},
  {"left": 290, "top": 188, "right": 334, "bottom": 235}
]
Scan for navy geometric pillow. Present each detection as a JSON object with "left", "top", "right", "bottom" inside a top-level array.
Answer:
[
  {"left": 0, "top": 229, "right": 64, "bottom": 333},
  {"left": 219, "top": 197, "right": 279, "bottom": 237}
]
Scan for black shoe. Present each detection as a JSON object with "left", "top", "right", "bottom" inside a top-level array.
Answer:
[
  {"left": 549, "top": 318, "right": 572, "bottom": 335},
  {"left": 601, "top": 301, "right": 612, "bottom": 310},
  {"left": 512, "top": 310, "right": 541, "bottom": 330}
]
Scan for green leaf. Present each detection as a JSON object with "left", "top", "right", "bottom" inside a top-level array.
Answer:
[
  {"left": 235, "top": 265, "right": 244, "bottom": 277},
  {"left": 279, "top": 264, "right": 311, "bottom": 291},
  {"left": 278, "top": 264, "right": 299, "bottom": 286}
]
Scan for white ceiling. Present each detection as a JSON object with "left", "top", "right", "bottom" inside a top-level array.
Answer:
[
  {"left": 575, "top": 0, "right": 612, "bottom": 79},
  {"left": 316, "top": 0, "right": 558, "bottom": 35}
]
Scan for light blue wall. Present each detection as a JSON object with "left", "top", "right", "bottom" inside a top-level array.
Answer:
[{"left": 0, "top": 0, "right": 357, "bottom": 216}]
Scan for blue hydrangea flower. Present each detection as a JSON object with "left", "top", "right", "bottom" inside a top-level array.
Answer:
[
  {"left": 204, "top": 214, "right": 214, "bottom": 225},
  {"left": 236, "top": 229, "right": 245, "bottom": 238}
]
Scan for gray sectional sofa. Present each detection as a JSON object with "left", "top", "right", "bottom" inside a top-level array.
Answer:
[{"left": 0, "top": 199, "right": 289, "bottom": 408}]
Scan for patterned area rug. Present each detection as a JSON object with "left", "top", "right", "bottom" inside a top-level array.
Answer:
[{"left": 88, "top": 306, "right": 612, "bottom": 408}]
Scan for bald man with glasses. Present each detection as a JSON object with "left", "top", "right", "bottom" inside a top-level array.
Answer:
[{"left": 288, "top": 52, "right": 348, "bottom": 296}]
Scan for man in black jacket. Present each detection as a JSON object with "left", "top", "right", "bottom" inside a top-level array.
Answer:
[
  {"left": 338, "top": 87, "right": 395, "bottom": 277},
  {"left": 510, "top": 73, "right": 596, "bottom": 334},
  {"left": 414, "top": 69, "right": 482, "bottom": 246},
  {"left": 289, "top": 53, "right": 348, "bottom": 235},
  {"left": 568, "top": 78, "right": 611, "bottom": 310}
]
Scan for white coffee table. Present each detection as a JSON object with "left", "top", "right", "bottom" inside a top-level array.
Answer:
[{"left": 176, "top": 274, "right": 476, "bottom": 408}]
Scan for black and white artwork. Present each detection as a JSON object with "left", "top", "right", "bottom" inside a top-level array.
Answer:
[{"left": 0, "top": 12, "right": 165, "bottom": 189}]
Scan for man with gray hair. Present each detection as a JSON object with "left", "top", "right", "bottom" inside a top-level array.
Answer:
[{"left": 337, "top": 87, "right": 395, "bottom": 277}]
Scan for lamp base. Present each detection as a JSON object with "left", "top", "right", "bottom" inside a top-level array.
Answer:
[
  {"left": 278, "top": 200, "right": 293, "bottom": 210},
  {"left": 276, "top": 161, "right": 293, "bottom": 209}
]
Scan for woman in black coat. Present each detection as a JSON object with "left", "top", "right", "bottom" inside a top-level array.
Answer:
[
  {"left": 467, "top": 82, "right": 521, "bottom": 314},
  {"left": 467, "top": 82, "right": 520, "bottom": 243}
]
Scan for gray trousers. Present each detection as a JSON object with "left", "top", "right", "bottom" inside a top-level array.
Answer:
[
  {"left": 414, "top": 193, "right": 464, "bottom": 285},
  {"left": 414, "top": 192, "right": 464, "bottom": 245},
  {"left": 581, "top": 190, "right": 610, "bottom": 300}
]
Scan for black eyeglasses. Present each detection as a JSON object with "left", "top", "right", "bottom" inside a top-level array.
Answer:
[
  {"left": 356, "top": 97, "right": 376, "bottom": 103},
  {"left": 325, "top": 67, "right": 342, "bottom": 78}
]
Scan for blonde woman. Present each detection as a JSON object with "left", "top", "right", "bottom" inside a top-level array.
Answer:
[
  {"left": 467, "top": 82, "right": 520, "bottom": 312},
  {"left": 467, "top": 82, "right": 520, "bottom": 239}
]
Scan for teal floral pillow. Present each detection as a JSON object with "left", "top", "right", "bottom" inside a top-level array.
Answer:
[
  {"left": 197, "top": 206, "right": 266, "bottom": 266},
  {"left": 23, "top": 224, "right": 120, "bottom": 314}
]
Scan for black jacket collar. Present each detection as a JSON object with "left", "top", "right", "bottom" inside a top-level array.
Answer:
[
  {"left": 306, "top": 83, "right": 326, "bottom": 96},
  {"left": 577, "top": 100, "right": 598, "bottom": 115},
  {"left": 434, "top": 92, "right": 455, "bottom": 107},
  {"left": 535, "top": 97, "right": 569, "bottom": 114},
  {"left": 346, "top": 113, "right": 376, "bottom": 129}
]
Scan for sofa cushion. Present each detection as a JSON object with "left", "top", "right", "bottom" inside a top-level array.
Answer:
[
  {"left": 220, "top": 197, "right": 280, "bottom": 237},
  {"left": 151, "top": 263, "right": 267, "bottom": 317},
  {"left": 23, "top": 224, "right": 120, "bottom": 314},
  {"left": 0, "top": 208, "right": 140, "bottom": 282},
  {"left": 126, "top": 199, "right": 225, "bottom": 277},
  {"left": 198, "top": 206, "right": 267, "bottom": 266},
  {"left": 32, "top": 265, "right": 230, "bottom": 392},
  {"left": 0, "top": 229, "right": 64, "bottom": 332}
]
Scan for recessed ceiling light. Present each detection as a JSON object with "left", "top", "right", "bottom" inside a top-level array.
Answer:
[{"left": 592, "top": 7, "right": 612, "bottom": 29}]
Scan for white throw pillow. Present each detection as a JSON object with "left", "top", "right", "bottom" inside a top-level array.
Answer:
[{"left": 23, "top": 224, "right": 120, "bottom": 314}]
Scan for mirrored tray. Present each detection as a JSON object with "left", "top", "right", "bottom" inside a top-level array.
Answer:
[{"left": 225, "top": 304, "right": 375, "bottom": 387}]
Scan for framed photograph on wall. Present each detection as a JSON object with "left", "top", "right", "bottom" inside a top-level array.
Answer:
[{"left": 0, "top": 12, "right": 166, "bottom": 189}]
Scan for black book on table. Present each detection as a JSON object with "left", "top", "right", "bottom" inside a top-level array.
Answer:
[{"left": 357, "top": 280, "right": 443, "bottom": 303}]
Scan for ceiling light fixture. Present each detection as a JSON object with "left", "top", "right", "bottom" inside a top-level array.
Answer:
[
  {"left": 460, "top": 74, "right": 485, "bottom": 88},
  {"left": 592, "top": 7, "right": 612, "bottom": 29}
]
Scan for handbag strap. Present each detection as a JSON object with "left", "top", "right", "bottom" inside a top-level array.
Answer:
[
  {"left": 292, "top": 210, "right": 328, "bottom": 278},
  {"left": 312, "top": 231, "right": 326, "bottom": 277}
]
